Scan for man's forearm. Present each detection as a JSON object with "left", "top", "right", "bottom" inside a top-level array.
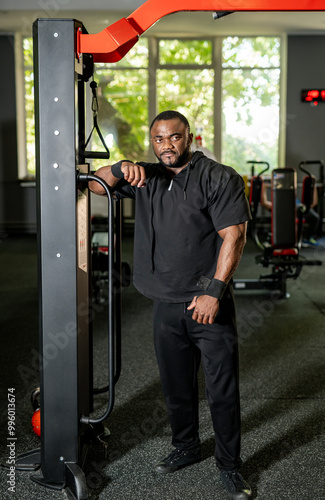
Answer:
[{"left": 214, "top": 222, "right": 247, "bottom": 284}]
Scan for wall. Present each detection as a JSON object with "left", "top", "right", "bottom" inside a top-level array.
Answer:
[{"left": 285, "top": 35, "right": 325, "bottom": 180}]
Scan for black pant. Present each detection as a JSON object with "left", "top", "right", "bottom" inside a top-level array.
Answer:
[{"left": 153, "top": 291, "right": 242, "bottom": 471}]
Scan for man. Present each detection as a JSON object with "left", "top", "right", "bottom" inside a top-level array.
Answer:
[{"left": 90, "top": 110, "right": 252, "bottom": 499}]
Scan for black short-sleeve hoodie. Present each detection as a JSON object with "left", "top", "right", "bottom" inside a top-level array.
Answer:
[{"left": 114, "top": 151, "right": 251, "bottom": 303}]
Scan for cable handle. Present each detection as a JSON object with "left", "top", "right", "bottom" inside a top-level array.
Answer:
[
  {"left": 83, "top": 80, "right": 110, "bottom": 159},
  {"left": 90, "top": 80, "right": 99, "bottom": 114},
  {"left": 78, "top": 172, "right": 115, "bottom": 425}
]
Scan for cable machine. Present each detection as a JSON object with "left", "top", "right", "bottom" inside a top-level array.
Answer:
[
  {"left": 12, "top": 1, "right": 325, "bottom": 499},
  {"left": 14, "top": 19, "right": 120, "bottom": 499}
]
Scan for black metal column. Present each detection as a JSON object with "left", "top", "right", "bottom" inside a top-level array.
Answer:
[{"left": 32, "top": 18, "right": 89, "bottom": 497}]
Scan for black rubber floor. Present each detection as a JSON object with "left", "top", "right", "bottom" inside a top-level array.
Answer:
[{"left": 0, "top": 233, "right": 324, "bottom": 500}]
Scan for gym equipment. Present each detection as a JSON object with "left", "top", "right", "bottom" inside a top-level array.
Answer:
[
  {"left": 234, "top": 163, "right": 322, "bottom": 298},
  {"left": 298, "top": 160, "right": 324, "bottom": 238},
  {"left": 272, "top": 167, "right": 297, "bottom": 248},
  {"left": 247, "top": 160, "right": 270, "bottom": 249},
  {"left": 300, "top": 162, "right": 316, "bottom": 212},
  {"left": 75, "top": 1, "right": 324, "bottom": 63},
  {"left": 83, "top": 80, "right": 110, "bottom": 161},
  {"left": 91, "top": 215, "right": 132, "bottom": 304},
  {"left": 31, "top": 388, "right": 41, "bottom": 438},
  {"left": 7, "top": 2, "right": 324, "bottom": 499},
  {"left": 11, "top": 19, "right": 122, "bottom": 499}
]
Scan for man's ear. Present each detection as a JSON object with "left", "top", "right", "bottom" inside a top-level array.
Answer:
[{"left": 189, "top": 132, "right": 194, "bottom": 145}]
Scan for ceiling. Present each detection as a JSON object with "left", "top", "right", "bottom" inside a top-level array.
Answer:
[{"left": 1, "top": 9, "right": 325, "bottom": 37}]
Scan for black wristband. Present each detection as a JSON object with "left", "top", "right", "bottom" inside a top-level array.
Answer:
[
  {"left": 110, "top": 160, "right": 132, "bottom": 179},
  {"left": 196, "top": 276, "right": 227, "bottom": 301}
]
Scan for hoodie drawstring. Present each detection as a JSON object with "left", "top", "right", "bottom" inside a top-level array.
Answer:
[
  {"left": 149, "top": 176, "right": 158, "bottom": 273},
  {"left": 183, "top": 162, "right": 192, "bottom": 200}
]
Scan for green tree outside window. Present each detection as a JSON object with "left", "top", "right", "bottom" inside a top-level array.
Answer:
[{"left": 222, "top": 37, "right": 280, "bottom": 173}]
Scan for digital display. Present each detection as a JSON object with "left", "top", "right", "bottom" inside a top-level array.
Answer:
[{"left": 301, "top": 89, "right": 325, "bottom": 103}]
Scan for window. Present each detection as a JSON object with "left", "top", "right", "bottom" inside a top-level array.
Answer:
[
  {"left": 157, "top": 39, "right": 214, "bottom": 153},
  {"left": 92, "top": 39, "right": 149, "bottom": 169},
  {"left": 23, "top": 37, "right": 35, "bottom": 177},
  {"left": 222, "top": 37, "right": 281, "bottom": 172},
  {"left": 22, "top": 35, "right": 281, "bottom": 176}
]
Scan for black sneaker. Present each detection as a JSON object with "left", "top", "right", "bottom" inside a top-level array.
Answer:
[
  {"left": 154, "top": 448, "right": 201, "bottom": 474},
  {"left": 220, "top": 469, "right": 252, "bottom": 499}
]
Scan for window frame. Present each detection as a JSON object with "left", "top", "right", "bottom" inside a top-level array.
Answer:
[{"left": 15, "top": 33, "right": 29, "bottom": 180}]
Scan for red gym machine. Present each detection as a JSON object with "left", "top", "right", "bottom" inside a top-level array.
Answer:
[
  {"left": 234, "top": 161, "right": 322, "bottom": 298},
  {"left": 11, "top": 1, "right": 325, "bottom": 499}
]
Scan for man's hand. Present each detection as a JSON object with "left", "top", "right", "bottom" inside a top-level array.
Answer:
[
  {"left": 120, "top": 161, "right": 146, "bottom": 187},
  {"left": 187, "top": 295, "right": 220, "bottom": 325},
  {"left": 88, "top": 161, "right": 146, "bottom": 195}
]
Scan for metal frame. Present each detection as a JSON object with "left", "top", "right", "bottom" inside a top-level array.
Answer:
[
  {"left": 23, "top": 19, "right": 90, "bottom": 497},
  {"left": 78, "top": 0, "right": 325, "bottom": 63},
  {"left": 15, "top": 19, "right": 120, "bottom": 499}
]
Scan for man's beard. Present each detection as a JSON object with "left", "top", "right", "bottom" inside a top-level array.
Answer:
[{"left": 155, "top": 142, "right": 192, "bottom": 169}]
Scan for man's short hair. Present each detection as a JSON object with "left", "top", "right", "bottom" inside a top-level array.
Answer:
[{"left": 150, "top": 110, "right": 190, "bottom": 131}]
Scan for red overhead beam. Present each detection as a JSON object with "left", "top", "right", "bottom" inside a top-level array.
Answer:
[{"left": 78, "top": 0, "right": 325, "bottom": 63}]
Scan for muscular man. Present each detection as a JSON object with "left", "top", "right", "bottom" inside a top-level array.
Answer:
[{"left": 90, "top": 110, "right": 252, "bottom": 499}]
